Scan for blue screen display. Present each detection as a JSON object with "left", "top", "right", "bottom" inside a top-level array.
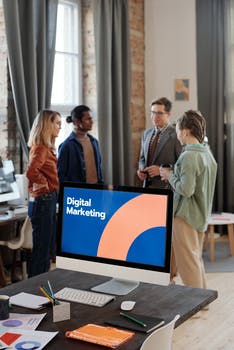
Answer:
[{"left": 60, "top": 186, "right": 170, "bottom": 268}]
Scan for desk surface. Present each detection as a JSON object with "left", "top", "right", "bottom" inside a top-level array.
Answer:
[{"left": 0, "top": 269, "right": 217, "bottom": 350}]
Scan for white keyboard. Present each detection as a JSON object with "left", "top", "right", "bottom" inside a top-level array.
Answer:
[{"left": 54, "top": 287, "right": 115, "bottom": 307}]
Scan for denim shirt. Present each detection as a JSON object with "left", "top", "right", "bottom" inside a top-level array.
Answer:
[{"left": 57, "top": 131, "right": 103, "bottom": 184}]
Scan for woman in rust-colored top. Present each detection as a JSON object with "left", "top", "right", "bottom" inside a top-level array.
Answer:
[{"left": 26, "top": 110, "right": 61, "bottom": 277}]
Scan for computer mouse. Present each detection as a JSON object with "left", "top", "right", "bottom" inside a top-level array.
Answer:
[{"left": 120, "top": 300, "right": 136, "bottom": 311}]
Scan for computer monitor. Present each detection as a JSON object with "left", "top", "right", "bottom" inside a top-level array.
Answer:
[
  {"left": 0, "top": 160, "right": 20, "bottom": 204},
  {"left": 56, "top": 182, "right": 173, "bottom": 295}
]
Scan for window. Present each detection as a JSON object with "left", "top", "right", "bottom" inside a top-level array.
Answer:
[{"left": 51, "top": 0, "right": 81, "bottom": 149}]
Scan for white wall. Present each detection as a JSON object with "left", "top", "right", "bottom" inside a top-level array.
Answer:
[{"left": 145, "top": 0, "right": 197, "bottom": 127}]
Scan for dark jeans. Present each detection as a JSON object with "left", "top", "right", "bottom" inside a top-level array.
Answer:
[{"left": 28, "top": 190, "right": 57, "bottom": 278}]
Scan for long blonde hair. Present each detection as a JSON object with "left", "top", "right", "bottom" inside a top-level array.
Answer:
[{"left": 27, "top": 110, "right": 61, "bottom": 148}]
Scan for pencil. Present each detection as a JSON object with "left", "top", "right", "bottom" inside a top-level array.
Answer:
[
  {"left": 44, "top": 280, "right": 60, "bottom": 305},
  {"left": 120, "top": 312, "right": 147, "bottom": 327},
  {"left": 45, "top": 283, "right": 60, "bottom": 305},
  {"left": 39, "top": 286, "right": 55, "bottom": 305},
  {"left": 43, "top": 285, "right": 54, "bottom": 300},
  {"left": 47, "top": 280, "right": 55, "bottom": 298}
]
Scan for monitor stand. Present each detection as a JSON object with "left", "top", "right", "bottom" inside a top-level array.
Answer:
[{"left": 91, "top": 278, "right": 140, "bottom": 296}]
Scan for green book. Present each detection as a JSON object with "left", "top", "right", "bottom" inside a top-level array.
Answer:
[{"left": 105, "top": 312, "right": 165, "bottom": 333}]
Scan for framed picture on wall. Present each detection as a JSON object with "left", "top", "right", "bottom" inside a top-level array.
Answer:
[{"left": 174, "top": 79, "right": 189, "bottom": 101}]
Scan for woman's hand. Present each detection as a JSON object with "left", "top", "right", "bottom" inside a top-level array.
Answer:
[{"left": 159, "top": 166, "right": 173, "bottom": 181}]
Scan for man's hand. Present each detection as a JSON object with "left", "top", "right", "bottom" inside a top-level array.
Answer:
[
  {"left": 144, "top": 165, "right": 160, "bottom": 178},
  {"left": 137, "top": 168, "right": 148, "bottom": 181}
]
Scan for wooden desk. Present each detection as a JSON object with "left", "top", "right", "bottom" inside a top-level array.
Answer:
[{"left": 0, "top": 269, "right": 218, "bottom": 349}]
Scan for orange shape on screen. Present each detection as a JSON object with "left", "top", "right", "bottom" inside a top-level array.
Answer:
[{"left": 97, "top": 194, "right": 167, "bottom": 259}]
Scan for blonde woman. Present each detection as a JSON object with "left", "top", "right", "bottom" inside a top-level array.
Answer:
[{"left": 26, "top": 110, "right": 61, "bottom": 277}]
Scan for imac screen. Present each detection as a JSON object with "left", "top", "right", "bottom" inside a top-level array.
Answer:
[{"left": 57, "top": 183, "right": 173, "bottom": 294}]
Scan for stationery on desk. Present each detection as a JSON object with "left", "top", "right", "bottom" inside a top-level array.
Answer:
[
  {"left": 39, "top": 282, "right": 60, "bottom": 306},
  {"left": 0, "top": 313, "right": 46, "bottom": 332},
  {"left": 2, "top": 281, "right": 61, "bottom": 349},
  {"left": 10, "top": 292, "right": 50, "bottom": 310},
  {"left": 0, "top": 329, "right": 58, "bottom": 350},
  {"left": 120, "top": 312, "right": 147, "bottom": 327},
  {"left": 41, "top": 281, "right": 71, "bottom": 323},
  {"left": 10, "top": 281, "right": 60, "bottom": 310},
  {"left": 106, "top": 312, "right": 165, "bottom": 333},
  {"left": 65, "top": 323, "right": 135, "bottom": 349},
  {"left": 0, "top": 312, "right": 58, "bottom": 349}
]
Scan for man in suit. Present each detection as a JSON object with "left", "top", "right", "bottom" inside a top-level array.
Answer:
[{"left": 137, "top": 97, "right": 182, "bottom": 189}]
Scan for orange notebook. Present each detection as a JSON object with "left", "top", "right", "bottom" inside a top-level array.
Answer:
[{"left": 65, "top": 323, "right": 135, "bottom": 348}]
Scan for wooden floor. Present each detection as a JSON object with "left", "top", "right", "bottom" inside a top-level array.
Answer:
[{"left": 173, "top": 272, "right": 234, "bottom": 349}]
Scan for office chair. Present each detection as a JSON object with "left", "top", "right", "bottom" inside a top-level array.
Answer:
[
  {"left": 140, "top": 314, "right": 180, "bottom": 350},
  {"left": 0, "top": 216, "right": 32, "bottom": 280},
  {"left": 19, "top": 216, "right": 33, "bottom": 279},
  {"left": 0, "top": 222, "right": 25, "bottom": 250}
]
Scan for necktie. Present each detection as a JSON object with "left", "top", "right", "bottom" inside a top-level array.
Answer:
[{"left": 147, "top": 130, "right": 161, "bottom": 166}]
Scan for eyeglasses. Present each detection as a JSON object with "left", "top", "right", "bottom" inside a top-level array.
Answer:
[{"left": 150, "top": 111, "right": 167, "bottom": 116}]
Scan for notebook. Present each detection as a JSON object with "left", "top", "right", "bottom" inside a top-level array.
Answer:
[
  {"left": 10, "top": 292, "right": 50, "bottom": 310},
  {"left": 106, "top": 312, "right": 165, "bottom": 333},
  {"left": 65, "top": 323, "right": 134, "bottom": 348}
]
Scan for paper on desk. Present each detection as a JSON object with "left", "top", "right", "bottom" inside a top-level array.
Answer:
[
  {"left": 0, "top": 329, "right": 58, "bottom": 350},
  {"left": 10, "top": 292, "right": 50, "bottom": 310},
  {"left": 0, "top": 313, "right": 46, "bottom": 334}
]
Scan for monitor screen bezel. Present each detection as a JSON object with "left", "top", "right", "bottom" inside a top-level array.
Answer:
[{"left": 57, "top": 182, "right": 173, "bottom": 274}]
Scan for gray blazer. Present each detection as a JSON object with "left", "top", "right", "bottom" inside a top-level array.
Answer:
[{"left": 138, "top": 124, "right": 182, "bottom": 188}]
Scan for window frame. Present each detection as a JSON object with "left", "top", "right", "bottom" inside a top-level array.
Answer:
[{"left": 51, "top": 0, "right": 82, "bottom": 117}]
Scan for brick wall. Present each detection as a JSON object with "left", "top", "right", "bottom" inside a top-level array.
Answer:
[
  {"left": 82, "top": 0, "right": 98, "bottom": 135},
  {"left": 129, "top": 0, "right": 145, "bottom": 184}
]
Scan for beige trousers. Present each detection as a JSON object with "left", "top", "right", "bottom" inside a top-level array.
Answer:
[{"left": 172, "top": 216, "right": 207, "bottom": 289}]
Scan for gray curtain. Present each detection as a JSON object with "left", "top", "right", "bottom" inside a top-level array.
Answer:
[
  {"left": 3, "top": 0, "right": 58, "bottom": 159},
  {"left": 196, "top": 0, "right": 225, "bottom": 211},
  {"left": 224, "top": 0, "right": 234, "bottom": 212},
  {"left": 93, "top": 0, "right": 133, "bottom": 186}
]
